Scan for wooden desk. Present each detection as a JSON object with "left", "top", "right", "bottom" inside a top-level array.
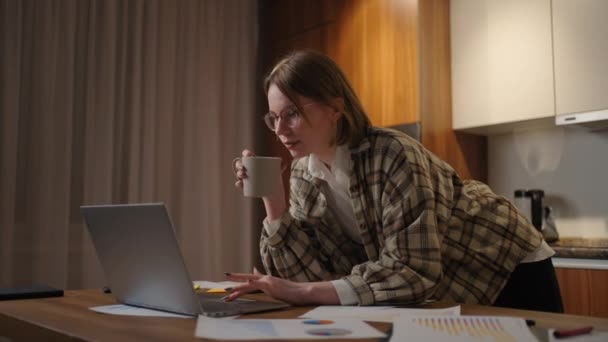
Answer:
[{"left": 1, "top": 289, "right": 607, "bottom": 341}]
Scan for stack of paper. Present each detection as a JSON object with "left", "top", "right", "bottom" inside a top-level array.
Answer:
[
  {"left": 195, "top": 316, "right": 386, "bottom": 340},
  {"left": 90, "top": 304, "right": 191, "bottom": 318},
  {"left": 390, "top": 316, "right": 538, "bottom": 342},
  {"left": 300, "top": 305, "right": 461, "bottom": 323}
]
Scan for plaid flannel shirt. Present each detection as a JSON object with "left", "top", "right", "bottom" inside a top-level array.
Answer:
[{"left": 260, "top": 127, "right": 542, "bottom": 305}]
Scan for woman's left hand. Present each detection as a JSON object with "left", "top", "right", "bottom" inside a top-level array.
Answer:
[{"left": 223, "top": 272, "right": 340, "bottom": 305}]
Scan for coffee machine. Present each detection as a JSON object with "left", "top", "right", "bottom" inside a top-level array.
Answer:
[
  {"left": 514, "top": 189, "right": 545, "bottom": 231},
  {"left": 514, "top": 189, "right": 559, "bottom": 242}
]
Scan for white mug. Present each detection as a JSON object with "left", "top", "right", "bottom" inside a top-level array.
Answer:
[{"left": 232, "top": 156, "right": 282, "bottom": 198}]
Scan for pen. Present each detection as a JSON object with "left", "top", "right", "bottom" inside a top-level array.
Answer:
[{"left": 553, "top": 326, "right": 593, "bottom": 339}]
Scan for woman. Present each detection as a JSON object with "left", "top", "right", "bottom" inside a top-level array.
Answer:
[{"left": 228, "top": 50, "right": 563, "bottom": 312}]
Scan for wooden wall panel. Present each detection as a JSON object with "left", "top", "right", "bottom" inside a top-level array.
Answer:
[
  {"left": 328, "top": 0, "right": 419, "bottom": 127},
  {"left": 263, "top": 0, "right": 346, "bottom": 43},
  {"left": 262, "top": 0, "right": 419, "bottom": 127},
  {"left": 271, "top": 25, "right": 336, "bottom": 66},
  {"left": 418, "top": 0, "right": 487, "bottom": 181},
  {"left": 555, "top": 268, "right": 608, "bottom": 318}
]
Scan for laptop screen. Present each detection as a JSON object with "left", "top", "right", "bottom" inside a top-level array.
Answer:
[{"left": 81, "top": 203, "right": 201, "bottom": 316}]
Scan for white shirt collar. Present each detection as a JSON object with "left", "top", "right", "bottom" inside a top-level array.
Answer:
[{"left": 308, "top": 145, "right": 351, "bottom": 188}]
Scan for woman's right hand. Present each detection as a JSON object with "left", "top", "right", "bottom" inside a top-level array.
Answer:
[
  {"left": 233, "top": 149, "right": 287, "bottom": 221},
  {"left": 233, "top": 149, "right": 256, "bottom": 191}
]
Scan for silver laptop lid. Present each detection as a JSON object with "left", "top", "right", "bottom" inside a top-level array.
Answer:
[{"left": 81, "top": 203, "right": 201, "bottom": 316}]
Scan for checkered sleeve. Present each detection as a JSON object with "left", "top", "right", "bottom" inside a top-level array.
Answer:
[
  {"left": 343, "top": 140, "right": 444, "bottom": 305},
  {"left": 259, "top": 161, "right": 340, "bottom": 282}
]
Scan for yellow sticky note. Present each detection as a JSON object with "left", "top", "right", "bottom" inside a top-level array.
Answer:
[{"left": 206, "top": 288, "right": 227, "bottom": 293}]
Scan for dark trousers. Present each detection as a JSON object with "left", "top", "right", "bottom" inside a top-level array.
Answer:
[{"left": 493, "top": 258, "right": 564, "bottom": 313}]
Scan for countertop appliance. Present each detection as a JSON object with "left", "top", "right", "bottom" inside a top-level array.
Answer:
[{"left": 514, "top": 189, "right": 545, "bottom": 231}]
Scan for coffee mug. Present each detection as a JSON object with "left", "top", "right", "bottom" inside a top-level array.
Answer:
[{"left": 232, "top": 156, "right": 282, "bottom": 197}]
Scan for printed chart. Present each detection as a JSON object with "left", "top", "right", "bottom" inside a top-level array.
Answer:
[{"left": 392, "top": 316, "right": 537, "bottom": 342}]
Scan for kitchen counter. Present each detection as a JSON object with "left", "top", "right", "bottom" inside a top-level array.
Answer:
[
  {"left": 549, "top": 237, "right": 608, "bottom": 260},
  {"left": 552, "top": 257, "right": 608, "bottom": 270}
]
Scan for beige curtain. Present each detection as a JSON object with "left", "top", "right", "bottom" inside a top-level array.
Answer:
[{"left": 0, "top": 0, "right": 259, "bottom": 289}]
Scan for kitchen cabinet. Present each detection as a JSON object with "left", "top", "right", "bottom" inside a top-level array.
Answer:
[
  {"left": 451, "top": 0, "right": 608, "bottom": 133},
  {"left": 450, "top": 0, "right": 554, "bottom": 132},
  {"left": 555, "top": 267, "right": 608, "bottom": 318},
  {"left": 552, "top": 0, "right": 608, "bottom": 116}
]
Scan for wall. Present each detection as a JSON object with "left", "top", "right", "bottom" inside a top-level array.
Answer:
[{"left": 488, "top": 126, "right": 608, "bottom": 238}]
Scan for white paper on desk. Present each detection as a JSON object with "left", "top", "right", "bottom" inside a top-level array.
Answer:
[
  {"left": 90, "top": 304, "right": 192, "bottom": 318},
  {"left": 195, "top": 315, "right": 386, "bottom": 340},
  {"left": 390, "top": 315, "right": 537, "bottom": 342},
  {"left": 301, "top": 305, "right": 460, "bottom": 323},
  {"left": 192, "top": 280, "right": 241, "bottom": 289}
]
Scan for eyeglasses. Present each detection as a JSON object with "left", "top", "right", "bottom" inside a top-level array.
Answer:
[
  {"left": 263, "top": 107, "right": 301, "bottom": 131},
  {"left": 263, "top": 102, "right": 315, "bottom": 131}
]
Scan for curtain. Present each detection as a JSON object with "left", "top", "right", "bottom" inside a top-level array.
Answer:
[{"left": 0, "top": 0, "right": 259, "bottom": 289}]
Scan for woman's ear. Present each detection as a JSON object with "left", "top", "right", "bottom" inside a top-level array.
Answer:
[{"left": 331, "top": 97, "right": 345, "bottom": 121}]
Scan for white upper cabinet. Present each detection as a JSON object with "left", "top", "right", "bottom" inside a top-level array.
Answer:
[
  {"left": 553, "top": 0, "right": 608, "bottom": 115},
  {"left": 451, "top": 0, "right": 555, "bottom": 131}
]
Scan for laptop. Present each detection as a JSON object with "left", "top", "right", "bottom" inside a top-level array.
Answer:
[{"left": 81, "top": 203, "right": 290, "bottom": 317}]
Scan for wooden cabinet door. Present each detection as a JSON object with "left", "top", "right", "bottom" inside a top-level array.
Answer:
[
  {"left": 555, "top": 267, "right": 608, "bottom": 318},
  {"left": 552, "top": 0, "right": 608, "bottom": 115},
  {"left": 450, "top": 0, "right": 554, "bottom": 130},
  {"left": 329, "top": 0, "right": 420, "bottom": 127},
  {"left": 262, "top": 0, "right": 420, "bottom": 128}
]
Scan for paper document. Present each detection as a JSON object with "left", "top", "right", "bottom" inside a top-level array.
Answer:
[
  {"left": 301, "top": 305, "right": 460, "bottom": 323},
  {"left": 90, "top": 304, "right": 191, "bottom": 318},
  {"left": 192, "top": 280, "right": 241, "bottom": 289},
  {"left": 391, "top": 316, "right": 537, "bottom": 342},
  {"left": 195, "top": 316, "right": 386, "bottom": 340}
]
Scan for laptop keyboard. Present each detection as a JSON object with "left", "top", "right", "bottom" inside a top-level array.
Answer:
[
  {"left": 197, "top": 293, "right": 259, "bottom": 314},
  {"left": 196, "top": 292, "right": 289, "bottom": 317},
  {"left": 198, "top": 294, "right": 256, "bottom": 305}
]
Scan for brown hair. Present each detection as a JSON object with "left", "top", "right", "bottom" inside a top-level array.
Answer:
[{"left": 264, "top": 50, "right": 371, "bottom": 147}]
